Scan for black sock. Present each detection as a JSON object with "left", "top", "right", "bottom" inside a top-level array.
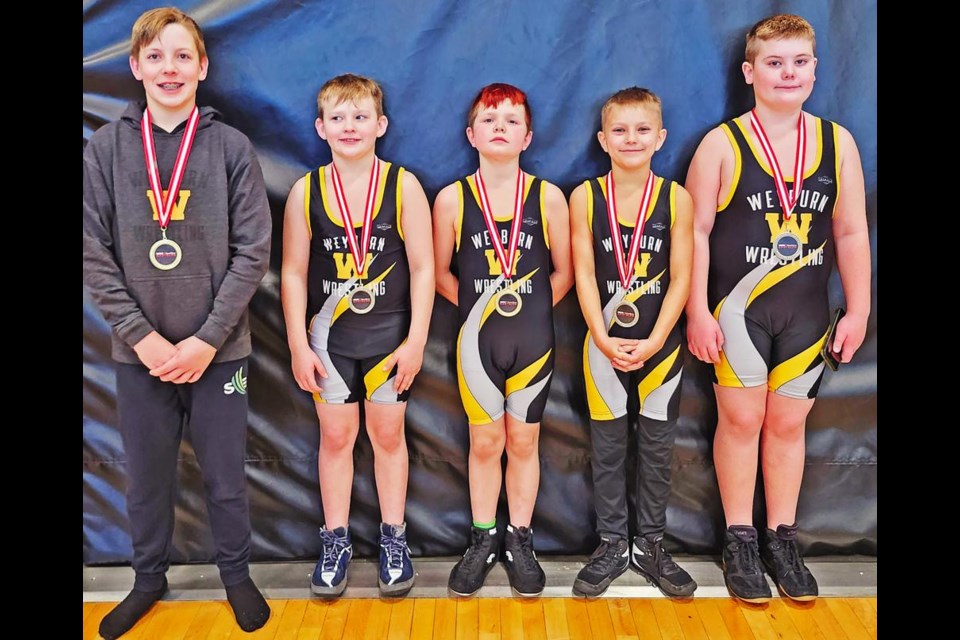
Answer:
[
  {"left": 225, "top": 577, "right": 270, "bottom": 632},
  {"left": 98, "top": 578, "right": 167, "bottom": 640}
]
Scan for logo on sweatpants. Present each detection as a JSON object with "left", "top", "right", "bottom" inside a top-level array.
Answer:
[{"left": 223, "top": 366, "right": 247, "bottom": 395}]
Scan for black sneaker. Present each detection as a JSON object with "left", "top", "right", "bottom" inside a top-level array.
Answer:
[
  {"left": 573, "top": 535, "right": 630, "bottom": 597},
  {"left": 504, "top": 525, "right": 545, "bottom": 597},
  {"left": 722, "top": 525, "right": 772, "bottom": 603},
  {"left": 761, "top": 524, "right": 819, "bottom": 601},
  {"left": 631, "top": 534, "right": 697, "bottom": 597},
  {"left": 448, "top": 526, "right": 499, "bottom": 597}
]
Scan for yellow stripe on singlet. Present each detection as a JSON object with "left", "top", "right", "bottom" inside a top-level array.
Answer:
[
  {"left": 712, "top": 296, "right": 745, "bottom": 387},
  {"left": 669, "top": 181, "right": 677, "bottom": 229},
  {"left": 540, "top": 181, "right": 550, "bottom": 249},
  {"left": 455, "top": 181, "right": 464, "bottom": 251},
  {"left": 456, "top": 326, "right": 493, "bottom": 425},
  {"left": 505, "top": 348, "right": 552, "bottom": 396},
  {"left": 331, "top": 262, "right": 397, "bottom": 324},
  {"left": 364, "top": 350, "right": 395, "bottom": 401},
  {"left": 637, "top": 345, "right": 681, "bottom": 412},
  {"left": 303, "top": 171, "right": 313, "bottom": 238},
  {"left": 745, "top": 241, "right": 827, "bottom": 309},
  {"left": 768, "top": 332, "right": 828, "bottom": 392},
  {"left": 585, "top": 180, "right": 595, "bottom": 230},
  {"left": 718, "top": 124, "right": 741, "bottom": 213},
  {"left": 583, "top": 334, "right": 613, "bottom": 419},
  {"left": 396, "top": 166, "right": 405, "bottom": 241}
]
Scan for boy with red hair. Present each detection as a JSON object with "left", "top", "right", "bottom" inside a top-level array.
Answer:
[{"left": 433, "top": 83, "right": 573, "bottom": 597}]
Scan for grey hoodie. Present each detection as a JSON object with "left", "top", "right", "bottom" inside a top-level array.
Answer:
[{"left": 83, "top": 101, "right": 271, "bottom": 365}]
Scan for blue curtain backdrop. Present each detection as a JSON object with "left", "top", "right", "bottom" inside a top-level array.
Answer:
[{"left": 83, "top": 0, "right": 877, "bottom": 564}]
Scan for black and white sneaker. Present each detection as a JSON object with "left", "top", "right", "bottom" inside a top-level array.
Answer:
[
  {"left": 448, "top": 526, "right": 499, "bottom": 597},
  {"left": 631, "top": 534, "right": 697, "bottom": 597},
  {"left": 573, "top": 535, "right": 630, "bottom": 597},
  {"left": 504, "top": 525, "right": 545, "bottom": 597}
]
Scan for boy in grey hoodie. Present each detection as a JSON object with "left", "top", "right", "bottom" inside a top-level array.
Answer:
[{"left": 83, "top": 7, "right": 271, "bottom": 638}]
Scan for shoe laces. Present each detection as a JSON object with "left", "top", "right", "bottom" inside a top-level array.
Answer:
[
  {"left": 319, "top": 529, "right": 349, "bottom": 572},
  {"left": 381, "top": 530, "right": 409, "bottom": 569},
  {"left": 772, "top": 537, "right": 805, "bottom": 575},
  {"left": 460, "top": 528, "right": 492, "bottom": 572},
  {"left": 735, "top": 538, "right": 763, "bottom": 576},
  {"left": 650, "top": 539, "right": 682, "bottom": 575},
  {"left": 511, "top": 531, "right": 540, "bottom": 573},
  {"left": 588, "top": 539, "right": 624, "bottom": 573}
]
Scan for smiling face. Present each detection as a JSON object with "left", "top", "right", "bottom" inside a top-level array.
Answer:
[
  {"left": 129, "top": 23, "right": 208, "bottom": 120},
  {"left": 315, "top": 95, "right": 388, "bottom": 160},
  {"left": 466, "top": 99, "right": 533, "bottom": 160},
  {"left": 742, "top": 36, "right": 817, "bottom": 110},
  {"left": 598, "top": 103, "right": 666, "bottom": 170}
]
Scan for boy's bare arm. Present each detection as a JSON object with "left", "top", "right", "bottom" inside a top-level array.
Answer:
[
  {"left": 542, "top": 181, "right": 574, "bottom": 305},
  {"left": 433, "top": 183, "right": 460, "bottom": 306},
  {"left": 684, "top": 127, "right": 729, "bottom": 364},
  {"left": 831, "top": 126, "right": 871, "bottom": 363},
  {"left": 384, "top": 170, "right": 436, "bottom": 393},
  {"left": 280, "top": 176, "right": 326, "bottom": 394}
]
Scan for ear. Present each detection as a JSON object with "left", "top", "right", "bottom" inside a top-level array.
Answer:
[
  {"left": 655, "top": 127, "right": 667, "bottom": 151},
  {"left": 130, "top": 55, "right": 143, "bottom": 81},
  {"left": 315, "top": 117, "right": 327, "bottom": 141},
  {"left": 597, "top": 130, "right": 608, "bottom": 153},
  {"left": 742, "top": 60, "right": 754, "bottom": 85},
  {"left": 466, "top": 126, "right": 477, "bottom": 149},
  {"left": 521, "top": 129, "right": 533, "bottom": 151},
  {"left": 811, "top": 56, "right": 818, "bottom": 81},
  {"left": 376, "top": 114, "right": 389, "bottom": 138},
  {"left": 198, "top": 56, "right": 209, "bottom": 82}
]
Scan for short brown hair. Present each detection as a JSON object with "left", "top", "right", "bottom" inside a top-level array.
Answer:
[
  {"left": 467, "top": 83, "right": 532, "bottom": 130},
  {"left": 130, "top": 7, "right": 206, "bottom": 60},
  {"left": 317, "top": 74, "right": 385, "bottom": 119},
  {"left": 745, "top": 14, "right": 816, "bottom": 64},
  {"left": 601, "top": 87, "right": 663, "bottom": 129}
]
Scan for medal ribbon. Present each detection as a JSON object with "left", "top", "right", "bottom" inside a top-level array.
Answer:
[
  {"left": 475, "top": 168, "right": 525, "bottom": 280},
  {"left": 141, "top": 106, "right": 200, "bottom": 233},
  {"left": 605, "top": 169, "right": 655, "bottom": 289},
  {"left": 749, "top": 109, "right": 806, "bottom": 220},
  {"left": 330, "top": 158, "right": 381, "bottom": 278}
]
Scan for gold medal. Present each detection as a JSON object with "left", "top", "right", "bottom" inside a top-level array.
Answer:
[
  {"left": 348, "top": 285, "right": 376, "bottom": 314},
  {"left": 149, "top": 236, "right": 183, "bottom": 271},
  {"left": 496, "top": 288, "right": 522, "bottom": 317},
  {"left": 614, "top": 301, "right": 639, "bottom": 328}
]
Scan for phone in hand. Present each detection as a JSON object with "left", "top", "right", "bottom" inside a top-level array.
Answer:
[{"left": 821, "top": 308, "right": 846, "bottom": 371}]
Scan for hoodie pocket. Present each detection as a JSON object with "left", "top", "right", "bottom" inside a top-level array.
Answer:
[{"left": 127, "top": 274, "right": 214, "bottom": 343}]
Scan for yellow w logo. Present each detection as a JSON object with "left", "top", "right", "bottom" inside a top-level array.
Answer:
[
  {"left": 634, "top": 253, "right": 653, "bottom": 278},
  {"left": 484, "top": 249, "right": 522, "bottom": 276},
  {"left": 146, "top": 190, "right": 191, "bottom": 221},
  {"left": 334, "top": 252, "right": 374, "bottom": 279},
  {"left": 765, "top": 213, "right": 812, "bottom": 244}
]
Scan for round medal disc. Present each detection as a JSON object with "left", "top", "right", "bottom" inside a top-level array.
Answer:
[
  {"left": 772, "top": 231, "right": 802, "bottom": 261},
  {"left": 496, "top": 289, "right": 522, "bottom": 317},
  {"left": 149, "top": 238, "right": 183, "bottom": 271},
  {"left": 348, "top": 287, "right": 376, "bottom": 314},
  {"left": 614, "top": 301, "right": 640, "bottom": 328}
]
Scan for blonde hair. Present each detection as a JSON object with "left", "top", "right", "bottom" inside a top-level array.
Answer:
[
  {"left": 745, "top": 14, "right": 816, "bottom": 64},
  {"left": 317, "top": 74, "right": 385, "bottom": 119},
  {"left": 131, "top": 7, "right": 206, "bottom": 60},
  {"left": 601, "top": 87, "right": 662, "bottom": 129}
]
